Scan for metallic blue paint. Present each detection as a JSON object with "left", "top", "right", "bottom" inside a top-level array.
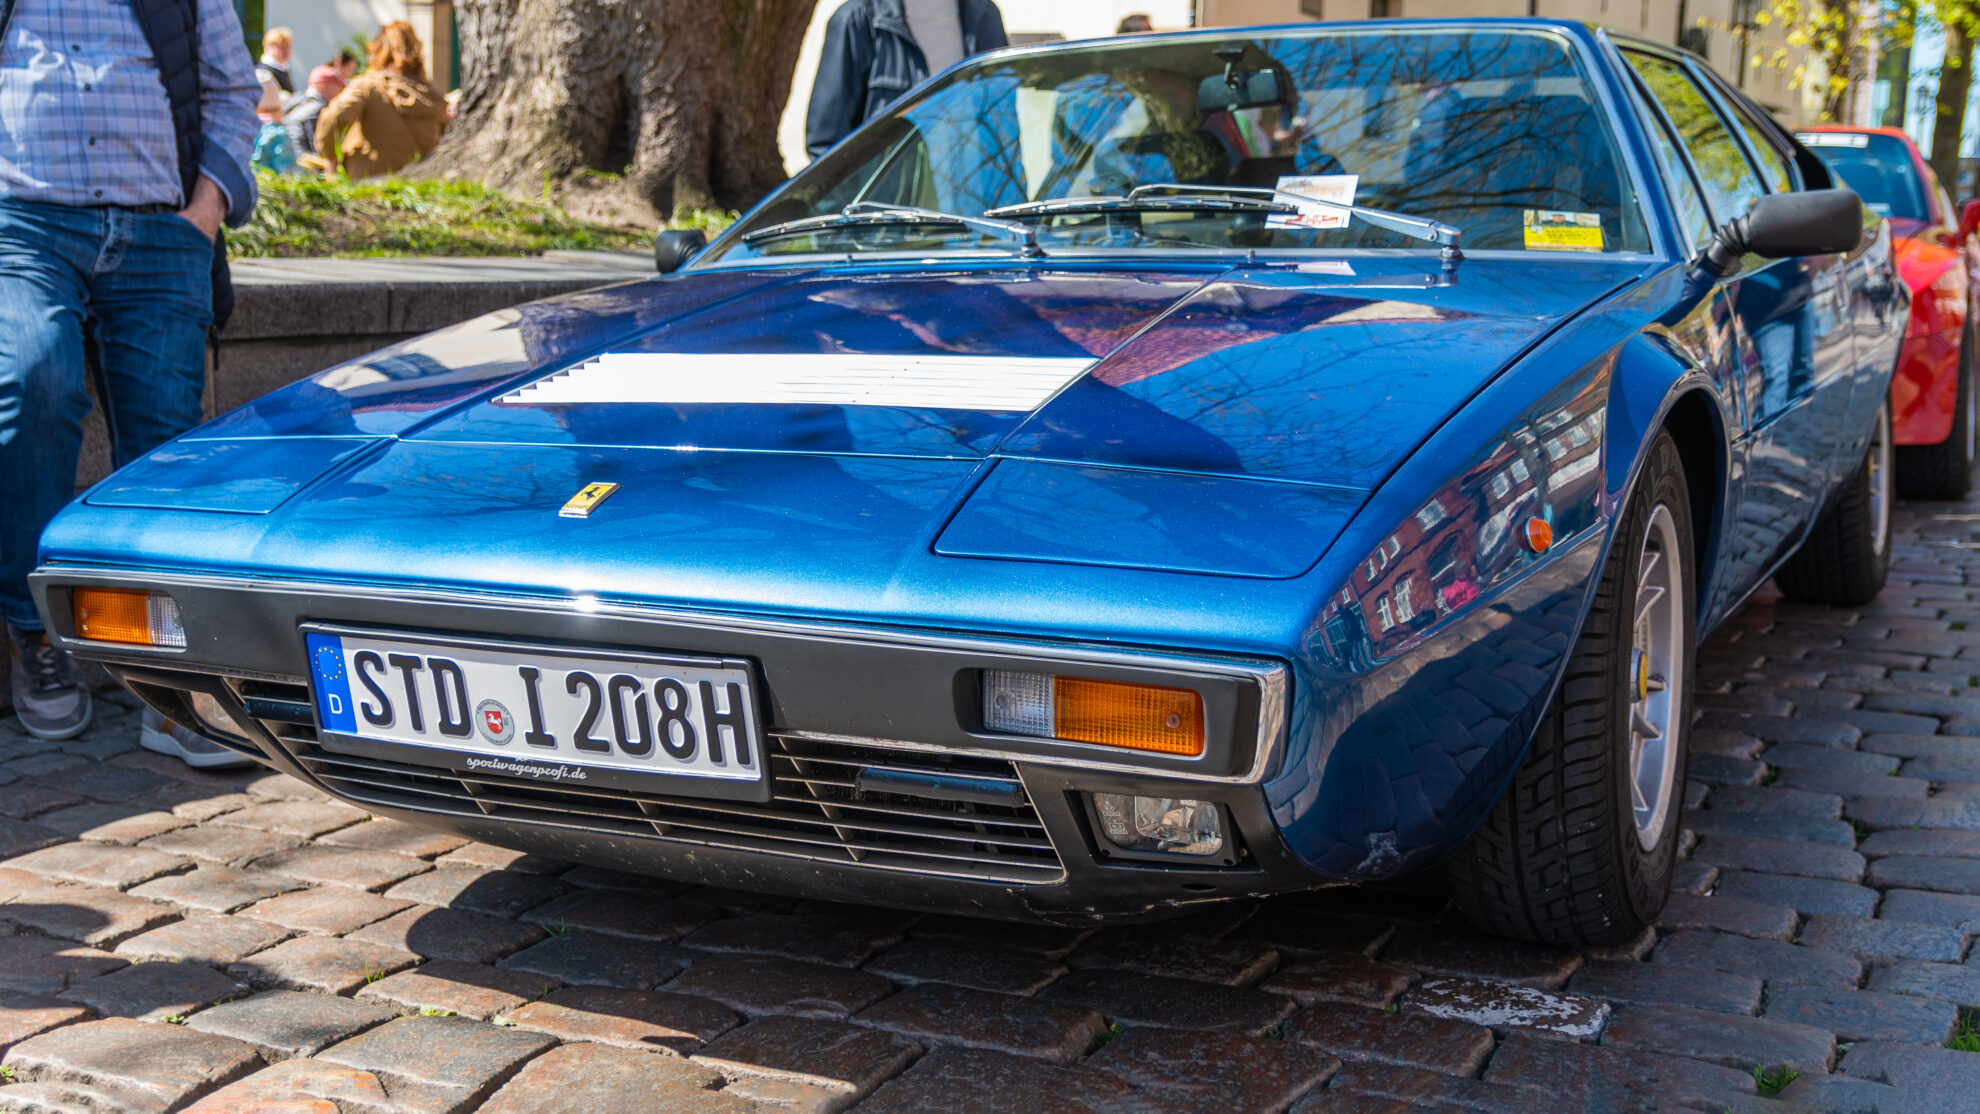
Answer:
[
  {"left": 32, "top": 20, "right": 1911, "bottom": 898},
  {"left": 935, "top": 460, "right": 1364, "bottom": 579}
]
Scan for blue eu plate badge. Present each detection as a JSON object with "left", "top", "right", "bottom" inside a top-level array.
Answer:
[{"left": 307, "top": 633, "right": 356, "bottom": 734}]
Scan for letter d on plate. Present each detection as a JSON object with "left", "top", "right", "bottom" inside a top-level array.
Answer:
[{"left": 308, "top": 633, "right": 357, "bottom": 734}]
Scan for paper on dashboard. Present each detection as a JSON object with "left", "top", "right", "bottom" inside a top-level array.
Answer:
[{"left": 1267, "top": 174, "right": 1358, "bottom": 230}]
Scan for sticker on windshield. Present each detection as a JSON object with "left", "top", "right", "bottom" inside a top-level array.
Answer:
[
  {"left": 1523, "top": 210, "right": 1605, "bottom": 252},
  {"left": 1797, "top": 132, "right": 1869, "bottom": 148},
  {"left": 1268, "top": 174, "right": 1358, "bottom": 230}
]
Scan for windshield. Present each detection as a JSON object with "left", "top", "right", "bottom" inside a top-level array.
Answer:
[
  {"left": 1795, "top": 132, "right": 1929, "bottom": 222},
  {"left": 711, "top": 28, "right": 1651, "bottom": 263}
]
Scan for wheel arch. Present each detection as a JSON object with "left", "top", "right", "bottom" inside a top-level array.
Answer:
[
  {"left": 1605, "top": 332, "right": 1733, "bottom": 635},
  {"left": 1658, "top": 388, "right": 1729, "bottom": 629}
]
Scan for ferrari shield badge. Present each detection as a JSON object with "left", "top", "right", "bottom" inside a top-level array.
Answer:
[{"left": 559, "top": 481, "right": 621, "bottom": 518}]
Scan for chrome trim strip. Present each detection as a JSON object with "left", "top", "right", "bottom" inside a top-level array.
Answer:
[{"left": 39, "top": 567, "right": 1291, "bottom": 785}]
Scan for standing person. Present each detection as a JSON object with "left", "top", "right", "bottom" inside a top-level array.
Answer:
[
  {"left": 315, "top": 22, "right": 447, "bottom": 180},
  {"left": 804, "top": 0, "right": 1008, "bottom": 159},
  {"left": 256, "top": 26, "right": 294, "bottom": 96},
  {"left": 0, "top": 0, "right": 262, "bottom": 765},
  {"left": 253, "top": 25, "right": 292, "bottom": 119}
]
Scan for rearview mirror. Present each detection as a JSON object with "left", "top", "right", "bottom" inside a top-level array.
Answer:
[
  {"left": 1197, "top": 45, "right": 1284, "bottom": 114},
  {"left": 654, "top": 228, "right": 708, "bottom": 274},
  {"left": 1705, "top": 189, "right": 1863, "bottom": 274},
  {"left": 1197, "top": 69, "right": 1284, "bottom": 114},
  {"left": 1961, "top": 199, "right": 1980, "bottom": 242}
]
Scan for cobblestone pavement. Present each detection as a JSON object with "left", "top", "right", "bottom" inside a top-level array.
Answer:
[{"left": 11, "top": 505, "right": 1980, "bottom": 1111}]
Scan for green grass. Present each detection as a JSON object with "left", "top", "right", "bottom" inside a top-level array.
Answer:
[
  {"left": 1093, "top": 1022, "right": 1124, "bottom": 1048},
  {"left": 1761, "top": 765, "right": 1781, "bottom": 786},
  {"left": 1, "top": 1065, "right": 15, "bottom": 1082},
  {"left": 235, "top": 171, "right": 724, "bottom": 259},
  {"left": 419, "top": 1007, "right": 454, "bottom": 1017},
  {"left": 1751, "top": 1064, "right": 1800, "bottom": 1097},
  {"left": 545, "top": 920, "right": 572, "bottom": 937},
  {"left": 1949, "top": 1009, "right": 1980, "bottom": 1052},
  {"left": 161, "top": 1014, "right": 187, "bottom": 1025}
]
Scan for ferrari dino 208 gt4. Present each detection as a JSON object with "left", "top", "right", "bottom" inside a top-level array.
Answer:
[{"left": 34, "top": 20, "right": 1905, "bottom": 944}]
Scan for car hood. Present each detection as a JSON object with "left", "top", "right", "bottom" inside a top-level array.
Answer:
[
  {"left": 194, "top": 256, "right": 1643, "bottom": 490},
  {"left": 64, "top": 256, "right": 1642, "bottom": 611}
]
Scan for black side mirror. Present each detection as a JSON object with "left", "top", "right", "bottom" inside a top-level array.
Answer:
[
  {"left": 654, "top": 228, "right": 708, "bottom": 274},
  {"left": 1705, "top": 188, "right": 1863, "bottom": 274}
]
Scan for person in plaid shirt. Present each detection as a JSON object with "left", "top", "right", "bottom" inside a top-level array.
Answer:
[{"left": 0, "top": 0, "right": 260, "bottom": 762}]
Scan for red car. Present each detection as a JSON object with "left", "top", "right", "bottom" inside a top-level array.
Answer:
[{"left": 1800, "top": 125, "right": 1979, "bottom": 497}]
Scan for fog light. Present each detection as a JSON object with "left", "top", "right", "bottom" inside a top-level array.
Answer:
[
  {"left": 73, "top": 588, "right": 185, "bottom": 647},
  {"left": 982, "top": 671, "right": 1204, "bottom": 756},
  {"left": 188, "top": 691, "right": 252, "bottom": 744},
  {"left": 1092, "top": 793, "right": 1224, "bottom": 856}
]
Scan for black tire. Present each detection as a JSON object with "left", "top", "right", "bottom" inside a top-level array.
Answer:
[
  {"left": 1447, "top": 431, "right": 1695, "bottom": 946},
  {"left": 1895, "top": 330, "right": 1974, "bottom": 500},
  {"left": 1774, "top": 403, "right": 1893, "bottom": 607}
]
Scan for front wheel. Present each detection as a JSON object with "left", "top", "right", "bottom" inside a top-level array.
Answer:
[
  {"left": 1774, "top": 403, "right": 1893, "bottom": 607},
  {"left": 1447, "top": 430, "right": 1694, "bottom": 946}
]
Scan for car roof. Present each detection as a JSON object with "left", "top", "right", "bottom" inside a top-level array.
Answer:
[
  {"left": 980, "top": 16, "right": 1609, "bottom": 59},
  {"left": 1799, "top": 124, "right": 1916, "bottom": 142}
]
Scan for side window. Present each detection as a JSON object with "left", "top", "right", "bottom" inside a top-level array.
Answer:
[
  {"left": 1622, "top": 65, "right": 1712, "bottom": 250},
  {"left": 1724, "top": 97, "right": 1795, "bottom": 193},
  {"left": 1623, "top": 51, "right": 1767, "bottom": 224}
]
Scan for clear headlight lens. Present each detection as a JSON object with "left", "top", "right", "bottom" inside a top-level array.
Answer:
[
  {"left": 189, "top": 691, "right": 252, "bottom": 743},
  {"left": 1092, "top": 793, "right": 1224, "bottom": 856}
]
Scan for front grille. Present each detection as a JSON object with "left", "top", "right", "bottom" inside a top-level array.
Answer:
[{"left": 241, "top": 681, "right": 1064, "bottom": 885}]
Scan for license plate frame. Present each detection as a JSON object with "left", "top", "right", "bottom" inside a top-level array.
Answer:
[{"left": 301, "top": 625, "right": 771, "bottom": 803}]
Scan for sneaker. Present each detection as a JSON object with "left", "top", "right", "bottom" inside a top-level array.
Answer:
[
  {"left": 5, "top": 624, "right": 91, "bottom": 740},
  {"left": 139, "top": 707, "right": 253, "bottom": 769}
]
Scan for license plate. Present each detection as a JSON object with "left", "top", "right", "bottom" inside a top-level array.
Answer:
[{"left": 304, "top": 629, "right": 768, "bottom": 801}]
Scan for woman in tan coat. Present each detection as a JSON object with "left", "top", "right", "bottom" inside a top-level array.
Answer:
[{"left": 316, "top": 22, "right": 447, "bottom": 180}]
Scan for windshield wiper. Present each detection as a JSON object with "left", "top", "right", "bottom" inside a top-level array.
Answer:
[
  {"left": 988, "top": 183, "right": 1463, "bottom": 265},
  {"left": 741, "top": 201, "right": 1045, "bottom": 257}
]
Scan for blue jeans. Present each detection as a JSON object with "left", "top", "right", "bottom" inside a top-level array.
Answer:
[{"left": 0, "top": 198, "right": 213, "bottom": 631}]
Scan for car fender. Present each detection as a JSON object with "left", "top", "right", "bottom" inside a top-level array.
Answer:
[
  {"left": 1270, "top": 266, "right": 1735, "bottom": 879},
  {"left": 1604, "top": 330, "right": 1734, "bottom": 634}
]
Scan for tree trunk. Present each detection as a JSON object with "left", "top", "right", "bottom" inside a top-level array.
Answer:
[
  {"left": 425, "top": 0, "right": 818, "bottom": 220},
  {"left": 1934, "top": 20, "right": 1975, "bottom": 194}
]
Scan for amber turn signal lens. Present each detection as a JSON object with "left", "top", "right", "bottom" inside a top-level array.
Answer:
[
  {"left": 72, "top": 588, "right": 186, "bottom": 647},
  {"left": 1520, "top": 516, "right": 1554, "bottom": 554},
  {"left": 1054, "top": 677, "right": 1205, "bottom": 756}
]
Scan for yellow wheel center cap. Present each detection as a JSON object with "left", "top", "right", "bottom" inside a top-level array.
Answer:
[{"left": 1635, "top": 651, "right": 1650, "bottom": 702}]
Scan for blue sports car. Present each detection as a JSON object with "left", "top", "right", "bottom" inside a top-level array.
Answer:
[{"left": 32, "top": 20, "right": 1903, "bottom": 944}]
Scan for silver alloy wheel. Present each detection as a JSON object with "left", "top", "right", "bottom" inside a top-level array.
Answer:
[
  {"left": 1629, "top": 503, "right": 1684, "bottom": 851},
  {"left": 1870, "top": 403, "right": 1891, "bottom": 556}
]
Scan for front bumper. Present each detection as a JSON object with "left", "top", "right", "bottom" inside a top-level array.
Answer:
[{"left": 33, "top": 568, "right": 1328, "bottom": 922}]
